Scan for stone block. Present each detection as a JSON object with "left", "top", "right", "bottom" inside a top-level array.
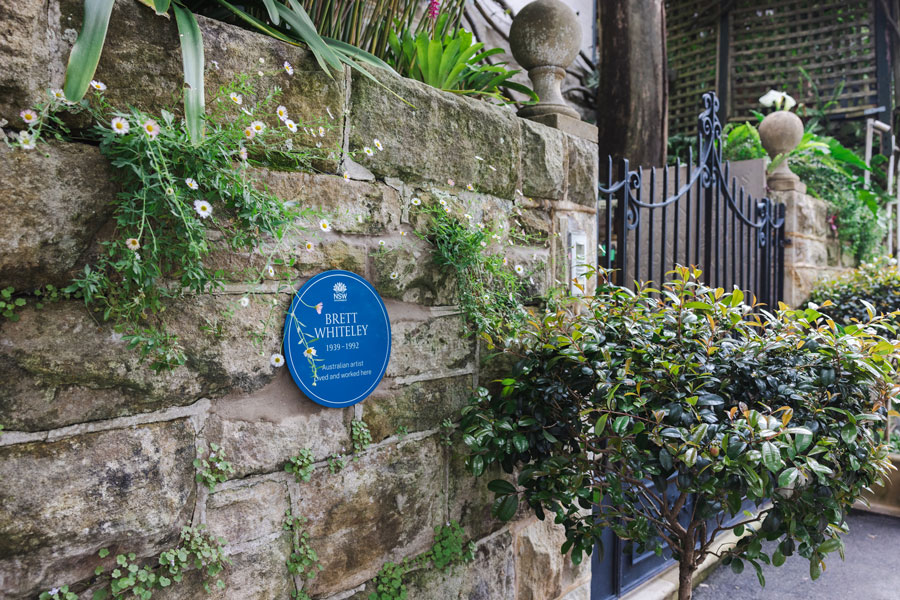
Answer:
[
  {"left": 403, "top": 531, "right": 516, "bottom": 600},
  {"left": 784, "top": 192, "right": 828, "bottom": 239},
  {"left": 203, "top": 370, "right": 351, "bottom": 479},
  {"left": 786, "top": 237, "right": 828, "bottom": 267},
  {"left": 348, "top": 69, "right": 522, "bottom": 199},
  {"left": 370, "top": 238, "right": 457, "bottom": 306},
  {"left": 0, "top": 143, "right": 116, "bottom": 290},
  {"left": 515, "top": 517, "right": 591, "bottom": 600},
  {"left": 3, "top": 0, "right": 344, "bottom": 167},
  {"left": 565, "top": 135, "right": 599, "bottom": 207},
  {"left": 447, "top": 444, "right": 517, "bottom": 543},
  {"left": 520, "top": 119, "right": 566, "bottom": 200},
  {"left": 0, "top": 293, "right": 285, "bottom": 432},
  {"left": 0, "top": 420, "right": 196, "bottom": 598},
  {"left": 261, "top": 171, "right": 403, "bottom": 236},
  {"left": 363, "top": 375, "right": 474, "bottom": 442},
  {"left": 207, "top": 480, "right": 291, "bottom": 546},
  {"left": 298, "top": 437, "right": 445, "bottom": 596},
  {"left": 384, "top": 306, "right": 474, "bottom": 381}
]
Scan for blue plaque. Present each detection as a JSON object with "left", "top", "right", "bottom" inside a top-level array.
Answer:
[{"left": 283, "top": 270, "right": 392, "bottom": 408}]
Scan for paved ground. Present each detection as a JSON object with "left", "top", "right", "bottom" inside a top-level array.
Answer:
[{"left": 692, "top": 511, "right": 900, "bottom": 600}]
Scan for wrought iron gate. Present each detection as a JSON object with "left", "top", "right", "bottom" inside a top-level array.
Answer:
[
  {"left": 590, "top": 92, "right": 786, "bottom": 599},
  {"left": 597, "top": 92, "right": 786, "bottom": 309}
]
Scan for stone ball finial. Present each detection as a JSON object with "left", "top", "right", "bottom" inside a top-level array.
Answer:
[
  {"left": 758, "top": 110, "right": 806, "bottom": 192},
  {"left": 509, "top": 0, "right": 581, "bottom": 120}
]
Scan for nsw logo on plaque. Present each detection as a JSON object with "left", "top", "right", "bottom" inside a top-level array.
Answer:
[{"left": 282, "top": 270, "right": 392, "bottom": 408}]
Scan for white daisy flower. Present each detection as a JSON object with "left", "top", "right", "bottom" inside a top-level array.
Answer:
[
  {"left": 400, "top": 231, "right": 407, "bottom": 237},
  {"left": 210, "top": 60, "right": 219, "bottom": 70},
  {"left": 166, "top": 186, "right": 175, "bottom": 196},
  {"left": 18, "top": 131, "right": 36, "bottom": 149},
  {"left": 20, "top": 109, "right": 38, "bottom": 125},
  {"left": 50, "top": 89, "right": 66, "bottom": 101},
  {"left": 342, "top": 172, "right": 350, "bottom": 181},
  {"left": 266, "top": 265, "right": 275, "bottom": 277},
  {"left": 185, "top": 177, "right": 199, "bottom": 190},
  {"left": 193, "top": 199, "right": 212, "bottom": 219},
  {"left": 230, "top": 92, "right": 243, "bottom": 105},
  {"left": 439, "top": 198, "right": 447, "bottom": 206},
  {"left": 251, "top": 120, "right": 265, "bottom": 134},
  {"left": 363, "top": 146, "right": 374, "bottom": 156},
  {"left": 374, "top": 138, "right": 383, "bottom": 151},
  {"left": 316, "top": 142, "right": 322, "bottom": 148},
  {"left": 443, "top": 205, "right": 450, "bottom": 213},
  {"left": 379, "top": 240, "right": 386, "bottom": 247},
  {"left": 314, "top": 302, "right": 323, "bottom": 314},
  {"left": 390, "top": 271, "right": 399, "bottom": 280},
  {"left": 466, "top": 183, "right": 474, "bottom": 191},
  {"left": 480, "top": 240, "right": 487, "bottom": 247},
  {"left": 243, "top": 126, "right": 255, "bottom": 140},
  {"left": 257, "top": 70, "right": 264, "bottom": 77},
  {"left": 142, "top": 119, "right": 160, "bottom": 139},
  {"left": 514, "top": 265, "right": 524, "bottom": 275},
  {"left": 285, "top": 119, "right": 297, "bottom": 133},
  {"left": 283, "top": 61, "right": 294, "bottom": 75},
  {"left": 305, "top": 241, "right": 314, "bottom": 252},
  {"left": 447, "top": 178, "right": 455, "bottom": 186},
  {"left": 270, "top": 353, "right": 285, "bottom": 367},
  {"left": 259, "top": 57, "right": 265, "bottom": 64},
  {"left": 240, "top": 297, "right": 250, "bottom": 307},
  {"left": 503, "top": 256, "right": 508, "bottom": 265},
  {"left": 111, "top": 117, "right": 130, "bottom": 134},
  {"left": 125, "top": 237, "right": 140, "bottom": 251},
  {"left": 318, "top": 126, "right": 326, "bottom": 137},
  {"left": 90, "top": 80, "right": 107, "bottom": 91},
  {"left": 464, "top": 213, "right": 472, "bottom": 220},
  {"left": 303, "top": 347, "right": 317, "bottom": 358},
  {"left": 411, "top": 197, "right": 421, "bottom": 206},
  {"left": 238, "top": 147, "right": 248, "bottom": 160},
  {"left": 319, "top": 218, "right": 331, "bottom": 232},
  {"left": 276, "top": 105, "right": 288, "bottom": 121},
  {"left": 477, "top": 223, "right": 485, "bottom": 230}
]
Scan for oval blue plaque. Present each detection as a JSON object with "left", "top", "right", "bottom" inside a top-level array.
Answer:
[{"left": 282, "top": 270, "right": 391, "bottom": 408}]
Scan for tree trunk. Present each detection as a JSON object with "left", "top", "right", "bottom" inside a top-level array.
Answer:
[
  {"left": 678, "top": 553, "right": 694, "bottom": 600},
  {"left": 596, "top": 0, "right": 668, "bottom": 168}
]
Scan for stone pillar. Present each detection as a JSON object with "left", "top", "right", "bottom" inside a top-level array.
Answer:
[{"left": 509, "top": 0, "right": 598, "bottom": 143}]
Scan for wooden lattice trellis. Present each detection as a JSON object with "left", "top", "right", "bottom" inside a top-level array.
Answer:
[{"left": 666, "top": 0, "right": 885, "bottom": 137}]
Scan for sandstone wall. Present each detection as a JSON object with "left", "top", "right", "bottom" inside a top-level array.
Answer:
[{"left": 0, "top": 2, "right": 597, "bottom": 599}]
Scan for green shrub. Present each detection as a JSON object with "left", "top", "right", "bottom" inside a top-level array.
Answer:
[
  {"left": 807, "top": 258, "right": 900, "bottom": 325},
  {"left": 462, "top": 266, "right": 897, "bottom": 599}
]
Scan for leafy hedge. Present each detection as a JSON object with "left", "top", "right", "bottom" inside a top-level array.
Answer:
[
  {"left": 462, "top": 267, "right": 897, "bottom": 592},
  {"left": 807, "top": 258, "right": 900, "bottom": 325}
]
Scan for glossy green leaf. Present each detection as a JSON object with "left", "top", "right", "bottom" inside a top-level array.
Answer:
[
  {"left": 777, "top": 467, "right": 799, "bottom": 488},
  {"left": 152, "top": 0, "right": 171, "bottom": 14},
  {"left": 63, "top": 0, "right": 116, "bottom": 102},
  {"left": 772, "top": 549, "right": 786, "bottom": 567},
  {"left": 487, "top": 479, "right": 516, "bottom": 495},
  {"left": 841, "top": 422, "right": 858, "bottom": 444},
  {"left": 761, "top": 441, "right": 782, "bottom": 472},
  {"left": 469, "top": 455, "right": 484, "bottom": 477},
  {"left": 817, "top": 538, "right": 842, "bottom": 554},
  {"left": 261, "top": 0, "right": 280, "bottom": 25},
  {"left": 594, "top": 413, "right": 609, "bottom": 436},
  {"left": 492, "top": 494, "right": 518, "bottom": 521},
  {"left": 172, "top": 4, "right": 205, "bottom": 145}
]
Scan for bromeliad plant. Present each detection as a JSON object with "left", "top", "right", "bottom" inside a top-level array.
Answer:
[
  {"left": 462, "top": 265, "right": 899, "bottom": 600},
  {"left": 386, "top": 14, "right": 537, "bottom": 104}
]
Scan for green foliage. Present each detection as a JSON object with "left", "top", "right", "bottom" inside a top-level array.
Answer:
[
  {"left": 395, "top": 425, "right": 409, "bottom": 439},
  {"left": 368, "top": 520, "right": 473, "bottom": 599},
  {"left": 462, "top": 265, "right": 897, "bottom": 586},
  {"left": 439, "top": 418, "right": 454, "bottom": 447},
  {"left": 414, "top": 193, "right": 530, "bottom": 349},
  {"left": 0, "top": 287, "right": 27, "bottom": 321},
  {"left": 386, "top": 14, "right": 536, "bottom": 103},
  {"left": 40, "top": 76, "right": 322, "bottom": 370},
  {"left": 807, "top": 258, "right": 900, "bottom": 326},
  {"left": 722, "top": 123, "right": 766, "bottom": 162},
  {"left": 327, "top": 452, "right": 347, "bottom": 474},
  {"left": 351, "top": 419, "right": 373, "bottom": 457},
  {"left": 284, "top": 510, "right": 324, "bottom": 581},
  {"left": 193, "top": 443, "right": 235, "bottom": 491},
  {"left": 44, "top": 526, "right": 229, "bottom": 599},
  {"left": 285, "top": 448, "right": 316, "bottom": 482}
]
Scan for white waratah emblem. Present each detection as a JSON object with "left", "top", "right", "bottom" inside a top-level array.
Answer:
[{"left": 333, "top": 282, "right": 347, "bottom": 293}]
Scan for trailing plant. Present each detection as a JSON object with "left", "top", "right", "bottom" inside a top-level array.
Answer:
[
  {"left": 369, "top": 520, "right": 473, "bottom": 600},
  {"left": 0, "top": 287, "right": 26, "bottom": 321},
  {"left": 284, "top": 510, "right": 324, "bottom": 582},
  {"left": 412, "top": 192, "right": 530, "bottom": 349},
  {"left": 194, "top": 443, "right": 235, "bottom": 491},
  {"left": 461, "top": 265, "right": 898, "bottom": 600},
  {"left": 439, "top": 418, "right": 454, "bottom": 447},
  {"left": 386, "top": 14, "right": 537, "bottom": 104},
  {"left": 41, "top": 526, "right": 230, "bottom": 599},
  {"left": 285, "top": 448, "right": 316, "bottom": 482},
  {"left": 807, "top": 257, "right": 900, "bottom": 326},
  {"left": 351, "top": 419, "right": 373, "bottom": 457},
  {"left": 8, "top": 75, "right": 326, "bottom": 370},
  {"left": 327, "top": 452, "right": 347, "bottom": 473}
]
